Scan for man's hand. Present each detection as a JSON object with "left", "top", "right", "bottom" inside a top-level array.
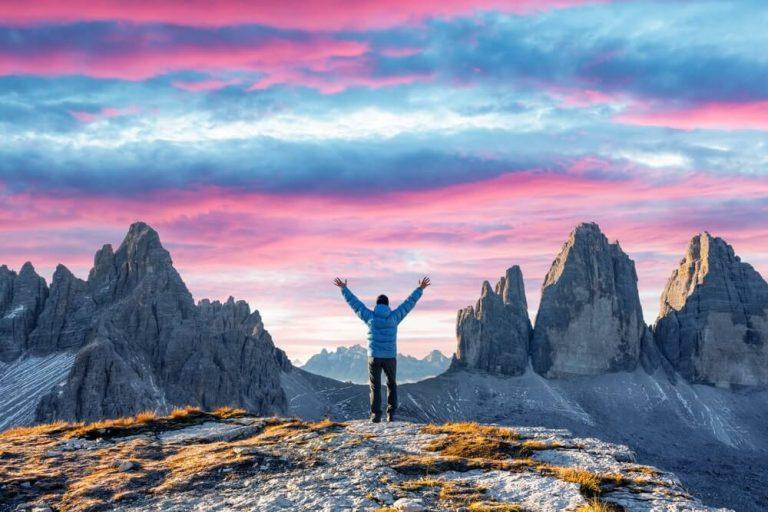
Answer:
[
  {"left": 333, "top": 277, "right": 348, "bottom": 288},
  {"left": 418, "top": 276, "right": 431, "bottom": 289}
]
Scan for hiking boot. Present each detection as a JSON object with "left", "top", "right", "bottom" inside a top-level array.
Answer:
[
  {"left": 386, "top": 411, "right": 394, "bottom": 423},
  {"left": 370, "top": 414, "right": 382, "bottom": 423}
]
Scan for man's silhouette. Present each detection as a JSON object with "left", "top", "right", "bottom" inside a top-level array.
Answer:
[{"left": 334, "top": 276, "right": 431, "bottom": 422}]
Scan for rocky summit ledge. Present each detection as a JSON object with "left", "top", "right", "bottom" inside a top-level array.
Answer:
[{"left": 0, "top": 409, "right": 727, "bottom": 512}]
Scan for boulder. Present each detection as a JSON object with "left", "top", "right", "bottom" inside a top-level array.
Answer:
[{"left": 654, "top": 232, "right": 768, "bottom": 387}]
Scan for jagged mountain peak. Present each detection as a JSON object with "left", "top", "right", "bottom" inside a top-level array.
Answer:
[
  {"left": 453, "top": 266, "right": 532, "bottom": 376},
  {"left": 572, "top": 220, "right": 602, "bottom": 236},
  {"left": 532, "top": 222, "right": 644, "bottom": 377},
  {"left": 543, "top": 222, "right": 624, "bottom": 289},
  {"left": 115, "top": 221, "right": 171, "bottom": 265},
  {"left": 659, "top": 232, "right": 765, "bottom": 318},
  {"left": 52, "top": 263, "right": 77, "bottom": 281},
  {"left": 0, "top": 222, "right": 288, "bottom": 424},
  {"left": 494, "top": 265, "right": 527, "bottom": 309},
  {"left": 124, "top": 220, "right": 159, "bottom": 240},
  {"left": 19, "top": 261, "right": 39, "bottom": 276},
  {"left": 424, "top": 349, "right": 447, "bottom": 362},
  {"left": 86, "top": 221, "right": 189, "bottom": 306},
  {"left": 654, "top": 232, "right": 768, "bottom": 387}
]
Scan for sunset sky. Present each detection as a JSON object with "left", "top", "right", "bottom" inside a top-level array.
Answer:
[{"left": 1, "top": 1, "right": 767, "bottom": 361}]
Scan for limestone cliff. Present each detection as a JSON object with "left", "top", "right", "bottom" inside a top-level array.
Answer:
[
  {"left": 452, "top": 266, "right": 532, "bottom": 375},
  {"left": 654, "top": 232, "right": 768, "bottom": 387},
  {"left": 531, "top": 223, "right": 645, "bottom": 377}
]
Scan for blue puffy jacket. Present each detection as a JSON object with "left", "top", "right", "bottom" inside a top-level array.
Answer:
[{"left": 341, "top": 287, "right": 423, "bottom": 358}]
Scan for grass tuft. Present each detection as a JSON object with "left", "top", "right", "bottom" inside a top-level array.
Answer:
[
  {"left": 468, "top": 502, "right": 522, "bottom": 512},
  {"left": 520, "top": 439, "right": 564, "bottom": 451},
  {"left": 0, "top": 420, "right": 73, "bottom": 439},
  {"left": 540, "top": 465, "right": 601, "bottom": 494},
  {"left": 211, "top": 406, "right": 247, "bottom": 419},
  {"left": 169, "top": 406, "right": 202, "bottom": 419},
  {"left": 422, "top": 422, "right": 519, "bottom": 441},
  {"left": 575, "top": 498, "right": 622, "bottom": 511}
]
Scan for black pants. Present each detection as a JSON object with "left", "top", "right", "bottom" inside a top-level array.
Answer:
[{"left": 368, "top": 357, "right": 397, "bottom": 418}]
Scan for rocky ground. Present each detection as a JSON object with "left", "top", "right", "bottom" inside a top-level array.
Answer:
[{"left": 0, "top": 409, "right": 728, "bottom": 512}]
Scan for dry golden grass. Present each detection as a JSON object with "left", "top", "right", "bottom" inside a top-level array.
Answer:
[
  {"left": 425, "top": 433, "right": 514, "bottom": 459},
  {"left": 58, "top": 437, "right": 164, "bottom": 511},
  {"left": 394, "top": 477, "right": 487, "bottom": 508},
  {"left": 600, "top": 472, "right": 628, "bottom": 486},
  {"left": 575, "top": 498, "right": 621, "bottom": 512},
  {"left": 467, "top": 501, "right": 522, "bottom": 512},
  {"left": 0, "top": 420, "right": 73, "bottom": 439},
  {"left": 391, "top": 449, "right": 540, "bottom": 478},
  {"left": 135, "top": 410, "right": 158, "bottom": 423},
  {"left": 421, "top": 421, "right": 523, "bottom": 462},
  {"left": 66, "top": 411, "right": 162, "bottom": 439},
  {"left": 169, "top": 406, "right": 201, "bottom": 419},
  {"left": 438, "top": 480, "right": 486, "bottom": 505},
  {"left": 627, "top": 465, "right": 661, "bottom": 476},
  {"left": 257, "top": 418, "right": 343, "bottom": 443},
  {"left": 65, "top": 406, "right": 253, "bottom": 440},
  {"left": 155, "top": 440, "right": 255, "bottom": 493},
  {"left": 0, "top": 412, "right": 339, "bottom": 511},
  {"left": 421, "top": 422, "right": 519, "bottom": 441},
  {"left": 391, "top": 453, "right": 519, "bottom": 475},
  {"left": 211, "top": 406, "right": 247, "bottom": 419},
  {"left": 396, "top": 477, "right": 445, "bottom": 491},
  {"left": 520, "top": 439, "right": 564, "bottom": 451},
  {"left": 541, "top": 466, "right": 602, "bottom": 494}
]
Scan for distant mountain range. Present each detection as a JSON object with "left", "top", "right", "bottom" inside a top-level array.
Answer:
[{"left": 300, "top": 344, "right": 450, "bottom": 383}]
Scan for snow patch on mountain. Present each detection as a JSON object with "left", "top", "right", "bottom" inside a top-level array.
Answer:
[{"left": 0, "top": 352, "right": 75, "bottom": 430}]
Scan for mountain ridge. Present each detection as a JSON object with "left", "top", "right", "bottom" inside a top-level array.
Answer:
[
  {"left": 300, "top": 344, "right": 450, "bottom": 384},
  {"left": 1, "top": 222, "right": 289, "bottom": 428}
]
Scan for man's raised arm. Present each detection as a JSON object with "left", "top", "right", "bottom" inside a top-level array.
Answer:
[
  {"left": 334, "top": 277, "right": 372, "bottom": 323},
  {"left": 392, "top": 276, "right": 430, "bottom": 324}
]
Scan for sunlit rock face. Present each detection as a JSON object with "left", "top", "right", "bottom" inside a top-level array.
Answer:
[
  {"left": 654, "top": 232, "right": 768, "bottom": 388},
  {"left": 531, "top": 223, "right": 645, "bottom": 378},
  {"left": 452, "top": 266, "right": 532, "bottom": 376}
]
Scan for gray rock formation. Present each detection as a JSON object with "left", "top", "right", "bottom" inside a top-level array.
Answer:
[
  {"left": 531, "top": 223, "right": 645, "bottom": 377},
  {"left": 654, "top": 232, "right": 768, "bottom": 388},
  {"left": 12, "top": 221, "right": 289, "bottom": 423},
  {"left": 27, "top": 265, "right": 93, "bottom": 356},
  {"left": 452, "top": 266, "right": 532, "bottom": 375},
  {"left": 0, "top": 262, "right": 48, "bottom": 362}
]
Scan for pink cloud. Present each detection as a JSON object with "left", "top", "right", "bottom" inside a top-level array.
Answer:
[
  {"left": 69, "top": 105, "right": 141, "bottom": 123},
  {"left": 1, "top": 1, "right": 608, "bottom": 30},
  {"left": 0, "top": 37, "right": 368, "bottom": 80},
  {"left": 617, "top": 101, "right": 768, "bottom": 131},
  {"left": 546, "top": 86, "right": 626, "bottom": 107},
  {"left": 172, "top": 78, "right": 242, "bottom": 92}
]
